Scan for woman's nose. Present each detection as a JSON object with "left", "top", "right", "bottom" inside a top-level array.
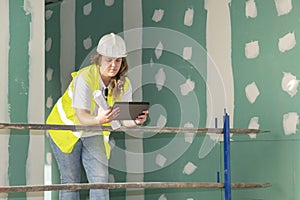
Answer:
[{"left": 111, "top": 60, "right": 116, "bottom": 67}]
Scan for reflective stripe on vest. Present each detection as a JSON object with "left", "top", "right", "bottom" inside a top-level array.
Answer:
[{"left": 56, "top": 96, "right": 82, "bottom": 138}]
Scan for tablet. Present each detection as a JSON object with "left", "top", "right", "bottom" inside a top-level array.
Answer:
[{"left": 113, "top": 102, "right": 149, "bottom": 120}]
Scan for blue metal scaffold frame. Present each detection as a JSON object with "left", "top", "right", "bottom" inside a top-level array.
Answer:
[{"left": 223, "top": 111, "right": 231, "bottom": 200}]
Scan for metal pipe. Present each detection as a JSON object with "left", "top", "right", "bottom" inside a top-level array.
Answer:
[{"left": 223, "top": 112, "right": 231, "bottom": 200}]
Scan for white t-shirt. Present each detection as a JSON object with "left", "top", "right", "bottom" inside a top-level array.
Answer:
[{"left": 72, "top": 74, "right": 132, "bottom": 137}]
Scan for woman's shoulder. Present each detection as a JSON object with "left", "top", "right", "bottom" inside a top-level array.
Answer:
[
  {"left": 75, "top": 64, "right": 98, "bottom": 78},
  {"left": 123, "top": 76, "right": 132, "bottom": 91},
  {"left": 79, "top": 64, "right": 97, "bottom": 73},
  {"left": 124, "top": 76, "right": 131, "bottom": 83}
]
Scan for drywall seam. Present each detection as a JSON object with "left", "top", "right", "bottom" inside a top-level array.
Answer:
[
  {"left": 123, "top": 0, "right": 144, "bottom": 199},
  {"left": 25, "top": 0, "right": 45, "bottom": 199},
  {"left": 205, "top": 0, "right": 234, "bottom": 128},
  {"left": 60, "top": 0, "right": 76, "bottom": 93},
  {"left": 0, "top": 2, "right": 10, "bottom": 122},
  {"left": 0, "top": 0, "right": 10, "bottom": 199}
]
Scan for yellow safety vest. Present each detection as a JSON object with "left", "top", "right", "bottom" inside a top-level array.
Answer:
[{"left": 46, "top": 64, "right": 130, "bottom": 159}]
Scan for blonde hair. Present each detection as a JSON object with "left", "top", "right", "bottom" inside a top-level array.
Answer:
[{"left": 91, "top": 53, "right": 128, "bottom": 100}]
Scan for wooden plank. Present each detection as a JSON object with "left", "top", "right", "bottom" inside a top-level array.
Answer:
[
  {"left": 0, "top": 182, "right": 272, "bottom": 193},
  {"left": 0, "top": 123, "right": 269, "bottom": 134}
]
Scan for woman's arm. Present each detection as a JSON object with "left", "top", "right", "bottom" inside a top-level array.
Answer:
[{"left": 76, "top": 107, "right": 120, "bottom": 126}]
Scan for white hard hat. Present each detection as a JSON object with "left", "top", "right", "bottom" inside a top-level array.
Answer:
[{"left": 96, "top": 33, "right": 127, "bottom": 58}]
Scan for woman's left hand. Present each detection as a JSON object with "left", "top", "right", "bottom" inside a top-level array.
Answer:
[{"left": 134, "top": 110, "right": 149, "bottom": 125}]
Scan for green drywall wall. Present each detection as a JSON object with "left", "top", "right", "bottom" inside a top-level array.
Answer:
[
  {"left": 230, "top": 1, "right": 300, "bottom": 199},
  {"left": 44, "top": 0, "right": 300, "bottom": 200},
  {"left": 8, "top": 0, "right": 31, "bottom": 199},
  {"left": 231, "top": 0, "right": 300, "bottom": 139},
  {"left": 230, "top": 140, "right": 300, "bottom": 199},
  {"left": 141, "top": 1, "right": 219, "bottom": 199}
]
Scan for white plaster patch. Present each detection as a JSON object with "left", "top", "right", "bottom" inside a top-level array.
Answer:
[
  {"left": 83, "top": 36, "right": 92, "bottom": 50},
  {"left": 248, "top": 117, "right": 260, "bottom": 139},
  {"left": 152, "top": 9, "right": 164, "bottom": 22},
  {"left": 155, "top": 68, "right": 165, "bottom": 91},
  {"left": 105, "top": 0, "right": 114, "bottom": 7},
  {"left": 245, "top": 40, "right": 259, "bottom": 59},
  {"left": 184, "top": 122, "right": 195, "bottom": 143},
  {"left": 207, "top": 131, "right": 221, "bottom": 141},
  {"left": 283, "top": 112, "right": 299, "bottom": 135},
  {"left": 246, "top": 0, "right": 257, "bottom": 18},
  {"left": 281, "top": 72, "right": 299, "bottom": 97},
  {"left": 23, "top": 0, "right": 33, "bottom": 15},
  {"left": 46, "top": 152, "right": 52, "bottom": 165},
  {"left": 157, "top": 114, "right": 167, "bottom": 128},
  {"left": 46, "top": 96, "right": 53, "bottom": 109},
  {"left": 109, "top": 137, "right": 116, "bottom": 149},
  {"left": 186, "top": 198, "right": 194, "bottom": 200},
  {"left": 245, "top": 82, "right": 260, "bottom": 104},
  {"left": 180, "top": 78, "right": 195, "bottom": 96},
  {"left": 184, "top": 8, "right": 194, "bottom": 26},
  {"left": 45, "top": 37, "right": 52, "bottom": 52},
  {"left": 150, "top": 57, "right": 154, "bottom": 67},
  {"left": 158, "top": 194, "right": 167, "bottom": 200},
  {"left": 45, "top": 10, "right": 53, "bottom": 20},
  {"left": 155, "top": 41, "right": 163, "bottom": 59},
  {"left": 46, "top": 67, "right": 54, "bottom": 81},
  {"left": 120, "top": 120, "right": 135, "bottom": 128},
  {"left": 278, "top": 32, "right": 296, "bottom": 52},
  {"left": 183, "top": 47, "right": 192, "bottom": 60},
  {"left": 44, "top": 163, "right": 52, "bottom": 185},
  {"left": 108, "top": 174, "right": 115, "bottom": 183},
  {"left": 183, "top": 162, "right": 197, "bottom": 175},
  {"left": 145, "top": 104, "right": 167, "bottom": 138},
  {"left": 198, "top": 132, "right": 221, "bottom": 159},
  {"left": 83, "top": 2, "right": 92, "bottom": 15},
  {"left": 274, "top": 0, "right": 292, "bottom": 16},
  {"left": 156, "top": 153, "right": 167, "bottom": 168}
]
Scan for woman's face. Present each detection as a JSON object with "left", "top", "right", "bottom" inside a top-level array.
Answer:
[{"left": 100, "top": 56, "right": 123, "bottom": 77}]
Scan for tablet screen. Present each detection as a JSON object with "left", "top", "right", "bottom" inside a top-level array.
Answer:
[{"left": 113, "top": 102, "right": 149, "bottom": 120}]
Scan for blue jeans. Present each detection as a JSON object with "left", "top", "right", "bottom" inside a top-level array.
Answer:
[{"left": 49, "top": 135, "right": 109, "bottom": 200}]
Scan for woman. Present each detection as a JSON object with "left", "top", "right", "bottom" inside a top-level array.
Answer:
[{"left": 46, "top": 33, "right": 148, "bottom": 200}]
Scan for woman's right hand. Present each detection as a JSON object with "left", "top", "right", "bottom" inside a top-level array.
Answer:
[{"left": 96, "top": 107, "right": 120, "bottom": 124}]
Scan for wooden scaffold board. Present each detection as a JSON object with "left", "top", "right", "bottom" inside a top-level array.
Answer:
[
  {"left": 0, "top": 182, "right": 272, "bottom": 193},
  {"left": 0, "top": 123, "right": 269, "bottom": 134}
]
